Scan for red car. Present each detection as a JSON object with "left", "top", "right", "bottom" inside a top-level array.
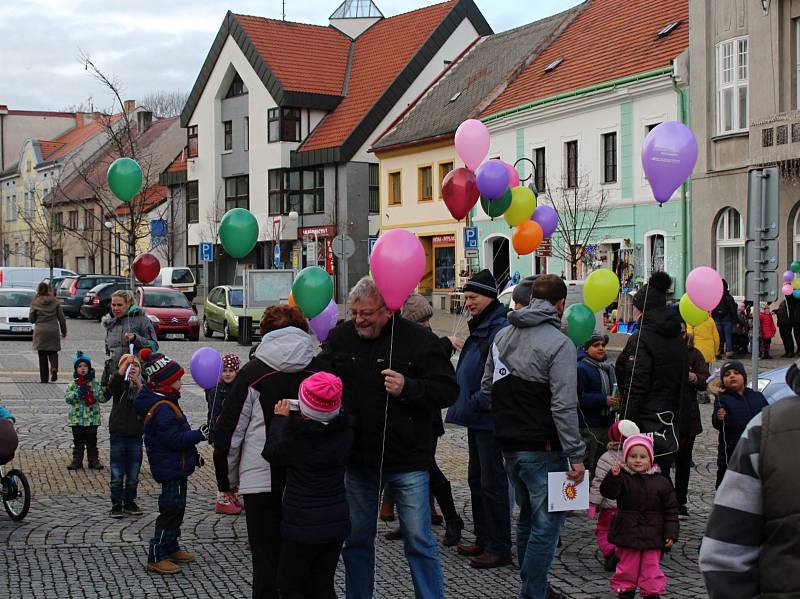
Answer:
[{"left": 137, "top": 287, "right": 199, "bottom": 341}]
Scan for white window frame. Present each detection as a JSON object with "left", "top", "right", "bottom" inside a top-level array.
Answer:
[
  {"left": 793, "top": 208, "right": 800, "bottom": 261},
  {"left": 716, "top": 36, "right": 749, "bottom": 134},
  {"left": 643, "top": 230, "right": 667, "bottom": 280},
  {"left": 716, "top": 207, "right": 745, "bottom": 298},
  {"left": 796, "top": 19, "right": 800, "bottom": 110}
]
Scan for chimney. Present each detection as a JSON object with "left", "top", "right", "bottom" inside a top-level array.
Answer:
[
  {"left": 137, "top": 111, "right": 153, "bottom": 133},
  {"left": 75, "top": 113, "right": 84, "bottom": 127},
  {"left": 123, "top": 99, "right": 136, "bottom": 113}
]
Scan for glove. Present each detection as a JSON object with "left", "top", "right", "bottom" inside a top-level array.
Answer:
[{"left": 198, "top": 424, "right": 209, "bottom": 441}]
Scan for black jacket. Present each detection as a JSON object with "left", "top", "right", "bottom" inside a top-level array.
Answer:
[
  {"left": 318, "top": 315, "right": 458, "bottom": 473},
  {"left": 205, "top": 382, "right": 232, "bottom": 445},
  {"left": 102, "top": 372, "right": 144, "bottom": 437},
  {"left": 263, "top": 413, "right": 353, "bottom": 544},
  {"left": 679, "top": 346, "right": 707, "bottom": 438},
  {"left": 712, "top": 284, "right": 738, "bottom": 324}
]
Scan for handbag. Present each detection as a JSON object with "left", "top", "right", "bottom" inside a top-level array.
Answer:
[{"left": 638, "top": 410, "right": 679, "bottom": 457}]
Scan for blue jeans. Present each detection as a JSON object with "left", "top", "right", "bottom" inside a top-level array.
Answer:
[
  {"left": 109, "top": 433, "right": 143, "bottom": 507},
  {"left": 344, "top": 468, "right": 444, "bottom": 599},
  {"left": 467, "top": 428, "right": 511, "bottom": 556},
  {"left": 148, "top": 478, "right": 187, "bottom": 563},
  {"left": 504, "top": 451, "right": 569, "bottom": 599},
  {"left": 717, "top": 320, "right": 734, "bottom": 354}
]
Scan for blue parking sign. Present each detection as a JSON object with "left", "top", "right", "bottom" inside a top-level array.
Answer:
[
  {"left": 200, "top": 242, "right": 214, "bottom": 262},
  {"left": 464, "top": 226, "right": 478, "bottom": 250}
]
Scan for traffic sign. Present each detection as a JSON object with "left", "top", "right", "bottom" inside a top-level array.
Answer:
[
  {"left": 745, "top": 239, "right": 779, "bottom": 272},
  {"left": 465, "top": 249, "right": 479, "bottom": 258},
  {"left": 367, "top": 236, "right": 378, "bottom": 261},
  {"left": 745, "top": 270, "right": 779, "bottom": 303},
  {"left": 464, "top": 226, "right": 478, "bottom": 250},
  {"left": 273, "top": 244, "right": 281, "bottom": 268},
  {"left": 200, "top": 242, "right": 214, "bottom": 262},
  {"left": 747, "top": 167, "right": 780, "bottom": 241},
  {"left": 332, "top": 234, "right": 355, "bottom": 259}
]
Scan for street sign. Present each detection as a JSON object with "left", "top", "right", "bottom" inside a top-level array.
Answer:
[
  {"left": 200, "top": 242, "right": 214, "bottom": 262},
  {"left": 465, "top": 249, "right": 479, "bottom": 258},
  {"left": 745, "top": 239, "right": 779, "bottom": 272},
  {"left": 747, "top": 167, "right": 780, "bottom": 241},
  {"left": 273, "top": 244, "right": 281, "bottom": 268},
  {"left": 745, "top": 270, "right": 779, "bottom": 303},
  {"left": 367, "top": 236, "right": 378, "bottom": 261},
  {"left": 464, "top": 226, "right": 478, "bottom": 250},
  {"left": 332, "top": 234, "right": 355, "bottom": 259}
]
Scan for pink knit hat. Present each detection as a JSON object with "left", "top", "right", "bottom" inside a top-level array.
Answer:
[
  {"left": 623, "top": 434, "right": 654, "bottom": 464},
  {"left": 298, "top": 372, "right": 343, "bottom": 423}
]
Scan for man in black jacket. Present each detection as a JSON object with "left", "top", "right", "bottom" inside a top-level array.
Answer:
[{"left": 319, "top": 277, "right": 458, "bottom": 599}]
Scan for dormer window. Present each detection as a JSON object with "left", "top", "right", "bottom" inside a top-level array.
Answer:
[
  {"left": 225, "top": 73, "right": 247, "bottom": 98},
  {"left": 268, "top": 108, "right": 302, "bottom": 143},
  {"left": 657, "top": 21, "right": 681, "bottom": 38},
  {"left": 544, "top": 58, "right": 563, "bottom": 73}
]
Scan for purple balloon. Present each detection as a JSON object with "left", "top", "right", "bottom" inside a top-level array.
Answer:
[
  {"left": 190, "top": 347, "right": 223, "bottom": 390},
  {"left": 641, "top": 121, "right": 698, "bottom": 205},
  {"left": 531, "top": 205, "right": 559, "bottom": 238},
  {"left": 309, "top": 299, "right": 339, "bottom": 343},
  {"left": 475, "top": 160, "right": 510, "bottom": 200},
  {"left": 784, "top": 270, "right": 795, "bottom": 283}
]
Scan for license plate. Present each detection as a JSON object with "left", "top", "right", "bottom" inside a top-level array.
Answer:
[
  {"left": 165, "top": 333, "right": 184, "bottom": 339},
  {"left": 11, "top": 326, "right": 31, "bottom": 333}
]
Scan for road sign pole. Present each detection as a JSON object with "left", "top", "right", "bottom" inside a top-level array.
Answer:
[{"left": 751, "top": 169, "right": 767, "bottom": 389}]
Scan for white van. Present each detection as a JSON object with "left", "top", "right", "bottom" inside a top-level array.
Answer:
[
  {"left": 0, "top": 267, "right": 77, "bottom": 289},
  {"left": 152, "top": 267, "right": 197, "bottom": 301}
]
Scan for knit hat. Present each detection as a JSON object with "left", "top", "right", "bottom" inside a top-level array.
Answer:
[
  {"left": 632, "top": 271, "right": 672, "bottom": 312},
  {"left": 464, "top": 269, "right": 498, "bottom": 299},
  {"left": 511, "top": 275, "right": 538, "bottom": 307},
  {"left": 298, "top": 372, "right": 343, "bottom": 423},
  {"left": 583, "top": 333, "right": 609, "bottom": 350},
  {"left": 608, "top": 419, "right": 640, "bottom": 443},
  {"left": 74, "top": 351, "right": 92, "bottom": 370},
  {"left": 401, "top": 293, "right": 433, "bottom": 324},
  {"left": 222, "top": 353, "right": 241, "bottom": 372},
  {"left": 720, "top": 360, "right": 747, "bottom": 385},
  {"left": 139, "top": 348, "right": 184, "bottom": 389},
  {"left": 623, "top": 434, "right": 654, "bottom": 464}
]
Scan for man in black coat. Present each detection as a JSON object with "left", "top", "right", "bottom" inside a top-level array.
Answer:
[{"left": 319, "top": 277, "right": 458, "bottom": 599}]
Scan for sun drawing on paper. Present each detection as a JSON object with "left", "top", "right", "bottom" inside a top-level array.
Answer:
[{"left": 562, "top": 482, "right": 578, "bottom": 501}]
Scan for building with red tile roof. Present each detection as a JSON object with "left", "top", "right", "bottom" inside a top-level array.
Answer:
[{"left": 0, "top": 106, "right": 77, "bottom": 173}]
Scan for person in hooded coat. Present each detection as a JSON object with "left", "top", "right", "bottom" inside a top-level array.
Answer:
[
  {"left": 30, "top": 282, "right": 67, "bottom": 382},
  {"left": 712, "top": 279, "right": 738, "bottom": 358}
]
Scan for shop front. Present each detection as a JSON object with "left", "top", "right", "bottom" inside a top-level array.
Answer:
[
  {"left": 417, "top": 233, "right": 456, "bottom": 309},
  {"left": 297, "top": 225, "right": 336, "bottom": 273}
]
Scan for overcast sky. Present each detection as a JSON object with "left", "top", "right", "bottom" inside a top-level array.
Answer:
[{"left": 1, "top": 0, "right": 582, "bottom": 112}]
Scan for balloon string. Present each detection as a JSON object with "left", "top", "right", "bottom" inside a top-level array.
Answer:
[
  {"left": 375, "top": 315, "right": 395, "bottom": 579},
  {"left": 622, "top": 284, "right": 648, "bottom": 422}
]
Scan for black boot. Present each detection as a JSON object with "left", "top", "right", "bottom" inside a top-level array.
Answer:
[
  {"left": 67, "top": 443, "right": 84, "bottom": 470},
  {"left": 618, "top": 592, "right": 635, "bottom": 599},
  {"left": 86, "top": 444, "right": 104, "bottom": 470},
  {"left": 431, "top": 480, "right": 464, "bottom": 547}
]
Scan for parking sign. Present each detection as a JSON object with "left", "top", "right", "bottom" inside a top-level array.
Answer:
[
  {"left": 464, "top": 227, "right": 478, "bottom": 250},
  {"left": 200, "top": 242, "right": 214, "bottom": 262}
]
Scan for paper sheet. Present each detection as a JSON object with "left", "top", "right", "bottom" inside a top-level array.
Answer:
[{"left": 547, "top": 472, "right": 589, "bottom": 512}]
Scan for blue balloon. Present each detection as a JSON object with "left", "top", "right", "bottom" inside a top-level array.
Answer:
[
  {"left": 793, "top": 289, "right": 800, "bottom": 299},
  {"left": 475, "top": 160, "right": 510, "bottom": 200}
]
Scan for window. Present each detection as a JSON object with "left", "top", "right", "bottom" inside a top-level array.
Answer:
[
  {"left": 794, "top": 207, "right": 800, "bottom": 260},
  {"left": 187, "top": 125, "right": 198, "bottom": 158},
  {"left": 796, "top": 19, "right": 800, "bottom": 109},
  {"left": 438, "top": 162, "right": 453, "bottom": 196},
  {"left": 565, "top": 140, "right": 578, "bottom": 188},
  {"left": 5, "top": 193, "right": 16, "bottom": 222},
  {"left": 434, "top": 246, "right": 455, "bottom": 289},
  {"left": 644, "top": 232, "right": 665, "bottom": 278},
  {"left": 268, "top": 107, "right": 301, "bottom": 142},
  {"left": 717, "top": 37, "right": 749, "bottom": 134},
  {"left": 225, "top": 73, "right": 246, "bottom": 98},
  {"left": 268, "top": 168, "right": 324, "bottom": 215},
  {"left": 84, "top": 208, "right": 94, "bottom": 230},
  {"left": 68, "top": 210, "right": 78, "bottom": 230},
  {"left": 23, "top": 192, "right": 34, "bottom": 218},
  {"left": 268, "top": 169, "right": 285, "bottom": 215},
  {"left": 534, "top": 147, "right": 546, "bottom": 193},
  {"left": 369, "top": 164, "right": 379, "bottom": 214},
  {"left": 54, "top": 211, "right": 63, "bottom": 231},
  {"left": 224, "top": 175, "right": 249, "bottom": 211},
  {"left": 716, "top": 207, "right": 745, "bottom": 297},
  {"left": 418, "top": 166, "right": 433, "bottom": 202},
  {"left": 223, "top": 121, "right": 232, "bottom": 151},
  {"left": 186, "top": 180, "right": 199, "bottom": 223},
  {"left": 602, "top": 132, "right": 617, "bottom": 183},
  {"left": 244, "top": 117, "right": 249, "bottom": 151},
  {"left": 388, "top": 172, "right": 402, "bottom": 206}
]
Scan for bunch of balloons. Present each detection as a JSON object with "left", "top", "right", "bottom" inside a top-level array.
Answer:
[
  {"left": 781, "top": 261, "right": 800, "bottom": 298},
  {"left": 564, "top": 269, "right": 620, "bottom": 345},
  {"left": 678, "top": 266, "right": 724, "bottom": 327}
]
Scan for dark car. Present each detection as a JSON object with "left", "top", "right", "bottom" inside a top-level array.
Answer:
[
  {"left": 80, "top": 281, "right": 132, "bottom": 321},
  {"left": 57, "top": 275, "right": 128, "bottom": 317},
  {"left": 137, "top": 286, "right": 199, "bottom": 341},
  {"left": 42, "top": 277, "right": 68, "bottom": 294}
]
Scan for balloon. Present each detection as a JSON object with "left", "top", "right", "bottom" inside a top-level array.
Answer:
[
  {"left": 793, "top": 278, "right": 800, "bottom": 290},
  {"left": 501, "top": 161, "right": 520, "bottom": 188},
  {"left": 512, "top": 221, "right": 543, "bottom": 256},
  {"left": 531, "top": 205, "right": 559, "bottom": 238},
  {"left": 480, "top": 189, "right": 511, "bottom": 219},
  {"left": 107, "top": 157, "right": 143, "bottom": 203},
  {"left": 503, "top": 186, "right": 536, "bottom": 227},
  {"left": 783, "top": 283, "right": 794, "bottom": 296},
  {"left": 288, "top": 291, "right": 296, "bottom": 306},
  {"left": 190, "top": 347, "right": 223, "bottom": 391},
  {"left": 641, "top": 121, "right": 698, "bottom": 205},
  {"left": 475, "top": 160, "right": 509, "bottom": 200},
  {"left": 370, "top": 229, "right": 425, "bottom": 311},
  {"left": 584, "top": 269, "right": 620, "bottom": 312},
  {"left": 219, "top": 208, "right": 259, "bottom": 258},
  {"left": 132, "top": 253, "right": 160, "bottom": 284},
  {"left": 442, "top": 167, "right": 479, "bottom": 220},
  {"left": 794, "top": 289, "right": 800, "bottom": 299},
  {"left": 292, "top": 266, "right": 333, "bottom": 319},
  {"left": 685, "top": 266, "right": 723, "bottom": 311},
  {"left": 784, "top": 270, "right": 795, "bottom": 283},
  {"left": 309, "top": 300, "right": 338, "bottom": 343},
  {"left": 792, "top": 261, "right": 800, "bottom": 273},
  {"left": 679, "top": 293, "right": 708, "bottom": 327},
  {"left": 564, "top": 303, "right": 596, "bottom": 346},
  {"left": 454, "top": 119, "right": 490, "bottom": 171}
]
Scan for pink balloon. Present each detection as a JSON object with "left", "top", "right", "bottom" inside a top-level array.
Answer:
[
  {"left": 371, "top": 230, "right": 425, "bottom": 311},
  {"left": 685, "top": 267, "right": 723, "bottom": 311},
  {"left": 783, "top": 283, "right": 794, "bottom": 296},
  {"left": 500, "top": 161, "right": 520, "bottom": 188},
  {"left": 454, "top": 119, "right": 490, "bottom": 171}
]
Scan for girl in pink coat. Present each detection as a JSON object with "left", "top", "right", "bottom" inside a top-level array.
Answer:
[{"left": 759, "top": 302, "right": 777, "bottom": 359}]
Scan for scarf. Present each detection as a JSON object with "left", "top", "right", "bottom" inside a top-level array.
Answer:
[
  {"left": 148, "top": 381, "right": 181, "bottom": 398},
  {"left": 468, "top": 300, "right": 501, "bottom": 333},
  {"left": 75, "top": 375, "right": 96, "bottom": 407},
  {"left": 581, "top": 355, "right": 616, "bottom": 396}
]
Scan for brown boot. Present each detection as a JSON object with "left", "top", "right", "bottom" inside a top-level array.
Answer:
[
  {"left": 379, "top": 501, "right": 395, "bottom": 522},
  {"left": 146, "top": 560, "right": 181, "bottom": 574},
  {"left": 168, "top": 550, "right": 195, "bottom": 563}
]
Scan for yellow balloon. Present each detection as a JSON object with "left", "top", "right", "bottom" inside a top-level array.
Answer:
[
  {"left": 793, "top": 278, "right": 800, "bottom": 290},
  {"left": 679, "top": 293, "right": 708, "bottom": 327},
  {"left": 503, "top": 186, "right": 537, "bottom": 227},
  {"left": 584, "top": 269, "right": 620, "bottom": 312}
]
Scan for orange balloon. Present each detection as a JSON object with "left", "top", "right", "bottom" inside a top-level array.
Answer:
[
  {"left": 512, "top": 220, "right": 543, "bottom": 256},
  {"left": 288, "top": 291, "right": 296, "bottom": 306}
]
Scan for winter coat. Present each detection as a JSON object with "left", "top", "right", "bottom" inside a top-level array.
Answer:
[
  {"left": 213, "top": 326, "right": 321, "bottom": 494},
  {"left": 774, "top": 298, "right": 792, "bottom": 327},
  {"left": 590, "top": 443, "right": 622, "bottom": 510},
  {"left": 679, "top": 347, "right": 707, "bottom": 438},
  {"left": 759, "top": 310, "right": 777, "bottom": 339},
  {"left": 446, "top": 302, "right": 508, "bottom": 430},
  {"left": 576, "top": 350, "right": 615, "bottom": 429},
  {"left": 688, "top": 317, "right": 719, "bottom": 364},
  {"left": 102, "top": 306, "right": 157, "bottom": 364},
  {"left": 98, "top": 371, "right": 143, "bottom": 437},
  {"left": 205, "top": 382, "right": 232, "bottom": 445},
  {"left": 65, "top": 376, "right": 103, "bottom": 427},
  {"left": 615, "top": 305, "right": 687, "bottom": 433},
  {"left": 30, "top": 294, "right": 66, "bottom": 352},
  {"left": 263, "top": 412, "right": 353, "bottom": 544},
  {"left": 319, "top": 314, "right": 458, "bottom": 474},
  {"left": 600, "top": 467, "right": 679, "bottom": 550},
  {"left": 134, "top": 386, "right": 203, "bottom": 483},
  {"left": 712, "top": 387, "right": 768, "bottom": 464},
  {"left": 712, "top": 282, "right": 738, "bottom": 324},
  {"left": 481, "top": 299, "right": 585, "bottom": 463}
]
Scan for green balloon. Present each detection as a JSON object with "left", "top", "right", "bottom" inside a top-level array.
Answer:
[
  {"left": 480, "top": 189, "right": 512, "bottom": 219},
  {"left": 584, "top": 269, "right": 620, "bottom": 312},
  {"left": 679, "top": 293, "right": 708, "bottom": 327},
  {"left": 564, "top": 303, "right": 595, "bottom": 346},
  {"left": 791, "top": 261, "right": 800, "bottom": 274},
  {"left": 292, "top": 266, "right": 333, "bottom": 319},
  {"left": 219, "top": 208, "right": 259, "bottom": 258},
  {"left": 107, "top": 157, "right": 143, "bottom": 203}
]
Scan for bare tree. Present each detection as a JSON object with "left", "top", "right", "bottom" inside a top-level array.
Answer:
[
  {"left": 199, "top": 190, "right": 225, "bottom": 287},
  {"left": 18, "top": 178, "right": 69, "bottom": 281},
  {"left": 60, "top": 96, "right": 95, "bottom": 113},
  {"left": 139, "top": 90, "right": 190, "bottom": 118}
]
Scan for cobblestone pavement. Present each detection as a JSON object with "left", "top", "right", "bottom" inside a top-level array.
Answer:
[{"left": 0, "top": 316, "right": 730, "bottom": 597}]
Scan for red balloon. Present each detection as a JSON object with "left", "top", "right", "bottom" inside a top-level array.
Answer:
[
  {"left": 133, "top": 253, "right": 161, "bottom": 284},
  {"left": 442, "top": 167, "right": 479, "bottom": 221}
]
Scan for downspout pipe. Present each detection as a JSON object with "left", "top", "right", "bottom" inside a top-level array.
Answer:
[{"left": 672, "top": 73, "right": 690, "bottom": 286}]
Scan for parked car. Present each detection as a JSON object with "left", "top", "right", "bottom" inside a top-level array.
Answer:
[
  {"left": 80, "top": 282, "right": 132, "bottom": 321},
  {"left": 0, "top": 267, "right": 76, "bottom": 289},
  {"left": 0, "top": 288, "right": 36, "bottom": 337},
  {"left": 757, "top": 365, "right": 795, "bottom": 404},
  {"left": 42, "top": 276, "right": 69, "bottom": 294},
  {"left": 152, "top": 267, "right": 197, "bottom": 301},
  {"left": 57, "top": 275, "right": 128, "bottom": 317},
  {"left": 203, "top": 286, "right": 263, "bottom": 341},
  {"left": 137, "top": 286, "right": 199, "bottom": 341}
]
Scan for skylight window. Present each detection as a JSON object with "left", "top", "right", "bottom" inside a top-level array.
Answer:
[
  {"left": 544, "top": 58, "right": 563, "bottom": 73},
  {"left": 657, "top": 21, "right": 681, "bottom": 38},
  {"left": 448, "top": 91, "right": 462, "bottom": 103}
]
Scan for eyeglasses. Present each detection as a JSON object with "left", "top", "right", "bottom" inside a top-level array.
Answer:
[{"left": 351, "top": 304, "right": 385, "bottom": 319}]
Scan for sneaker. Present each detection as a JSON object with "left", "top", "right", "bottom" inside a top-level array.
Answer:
[
  {"left": 110, "top": 505, "right": 124, "bottom": 519},
  {"left": 233, "top": 493, "right": 245, "bottom": 511},
  {"left": 215, "top": 494, "right": 242, "bottom": 515},
  {"left": 168, "top": 550, "right": 195, "bottom": 563},
  {"left": 146, "top": 560, "right": 181, "bottom": 575},
  {"left": 123, "top": 502, "right": 143, "bottom": 516}
]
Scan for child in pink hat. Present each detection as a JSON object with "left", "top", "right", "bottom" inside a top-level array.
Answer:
[{"left": 600, "top": 434, "right": 679, "bottom": 599}]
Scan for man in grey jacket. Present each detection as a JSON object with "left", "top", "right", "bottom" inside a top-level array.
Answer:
[{"left": 482, "top": 274, "right": 585, "bottom": 599}]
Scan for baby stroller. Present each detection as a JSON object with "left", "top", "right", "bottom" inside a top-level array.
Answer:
[{"left": 0, "top": 418, "right": 30, "bottom": 521}]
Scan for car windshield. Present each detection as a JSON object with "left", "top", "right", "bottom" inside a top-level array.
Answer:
[
  {"left": 142, "top": 290, "right": 190, "bottom": 309},
  {"left": 229, "top": 289, "right": 244, "bottom": 307},
  {"left": 0, "top": 290, "right": 35, "bottom": 307},
  {"left": 171, "top": 269, "right": 194, "bottom": 285}
]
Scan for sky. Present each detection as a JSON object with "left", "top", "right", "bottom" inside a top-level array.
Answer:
[{"left": 0, "top": 0, "right": 583, "bottom": 112}]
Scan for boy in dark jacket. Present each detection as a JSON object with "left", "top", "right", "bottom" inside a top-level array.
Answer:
[
  {"left": 134, "top": 348, "right": 207, "bottom": 575},
  {"left": 711, "top": 360, "right": 767, "bottom": 488},
  {"left": 263, "top": 372, "right": 353, "bottom": 599},
  {"left": 577, "top": 334, "right": 618, "bottom": 475},
  {"left": 600, "top": 434, "right": 679, "bottom": 599}
]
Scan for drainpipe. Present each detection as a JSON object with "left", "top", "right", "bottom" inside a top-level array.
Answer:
[{"left": 672, "top": 75, "right": 690, "bottom": 285}]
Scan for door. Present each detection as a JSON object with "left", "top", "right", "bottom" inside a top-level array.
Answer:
[{"left": 418, "top": 236, "right": 433, "bottom": 294}]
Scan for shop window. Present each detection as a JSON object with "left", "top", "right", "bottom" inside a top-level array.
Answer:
[{"left": 434, "top": 245, "right": 455, "bottom": 289}]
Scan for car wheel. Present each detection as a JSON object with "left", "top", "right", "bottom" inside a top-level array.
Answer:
[
  {"left": 223, "top": 322, "right": 232, "bottom": 342},
  {"left": 203, "top": 318, "right": 214, "bottom": 338}
]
